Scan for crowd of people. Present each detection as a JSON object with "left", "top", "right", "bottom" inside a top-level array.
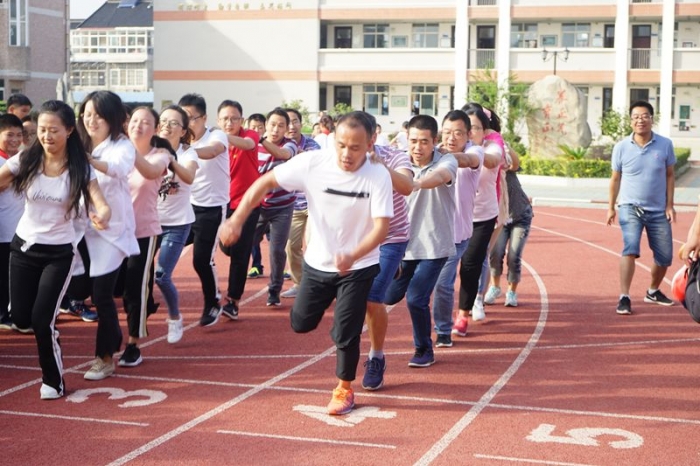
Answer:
[{"left": 0, "top": 91, "right": 681, "bottom": 416}]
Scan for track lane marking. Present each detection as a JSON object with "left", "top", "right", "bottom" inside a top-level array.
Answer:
[
  {"left": 0, "top": 409, "right": 149, "bottom": 426},
  {"left": 473, "top": 454, "right": 597, "bottom": 466},
  {"left": 218, "top": 429, "right": 396, "bottom": 449}
]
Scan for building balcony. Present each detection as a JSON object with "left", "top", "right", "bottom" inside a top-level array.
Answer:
[
  {"left": 318, "top": 48, "right": 455, "bottom": 82},
  {"left": 71, "top": 52, "right": 150, "bottom": 64}
]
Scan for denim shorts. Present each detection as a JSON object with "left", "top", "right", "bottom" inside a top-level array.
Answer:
[
  {"left": 618, "top": 204, "right": 673, "bottom": 267},
  {"left": 367, "top": 241, "right": 408, "bottom": 303}
]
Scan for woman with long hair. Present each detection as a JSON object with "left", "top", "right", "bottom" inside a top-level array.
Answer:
[
  {"left": 155, "top": 105, "right": 198, "bottom": 343},
  {"left": 120, "top": 106, "right": 172, "bottom": 363},
  {"left": 0, "top": 100, "right": 111, "bottom": 399},
  {"left": 77, "top": 90, "right": 140, "bottom": 381}
]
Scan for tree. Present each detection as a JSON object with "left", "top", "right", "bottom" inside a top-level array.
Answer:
[
  {"left": 599, "top": 109, "right": 631, "bottom": 142},
  {"left": 281, "top": 99, "right": 311, "bottom": 128},
  {"left": 329, "top": 102, "right": 353, "bottom": 120}
]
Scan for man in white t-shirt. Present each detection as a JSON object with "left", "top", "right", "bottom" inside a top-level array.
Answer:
[
  {"left": 220, "top": 112, "right": 393, "bottom": 416},
  {"left": 178, "top": 93, "right": 230, "bottom": 327}
]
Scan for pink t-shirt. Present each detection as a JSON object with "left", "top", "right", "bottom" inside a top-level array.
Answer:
[{"left": 129, "top": 148, "right": 170, "bottom": 238}]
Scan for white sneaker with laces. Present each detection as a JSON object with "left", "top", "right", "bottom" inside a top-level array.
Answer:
[
  {"left": 483, "top": 286, "right": 502, "bottom": 305},
  {"left": 281, "top": 285, "right": 298, "bottom": 299},
  {"left": 472, "top": 297, "right": 486, "bottom": 321},
  {"left": 505, "top": 291, "right": 518, "bottom": 307},
  {"left": 84, "top": 358, "right": 115, "bottom": 380},
  {"left": 167, "top": 316, "right": 183, "bottom": 344}
]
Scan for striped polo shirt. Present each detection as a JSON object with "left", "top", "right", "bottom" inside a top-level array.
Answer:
[{"left": 258, "top": 137, "right": 298, "bottom": 209}]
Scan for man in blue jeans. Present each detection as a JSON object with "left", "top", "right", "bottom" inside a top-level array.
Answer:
[
  {"left": 607, "top": 100, "right": 676, "bottom": 315},
  {"left": 384, "top": 115, "right": 458, "bottom": 367}
]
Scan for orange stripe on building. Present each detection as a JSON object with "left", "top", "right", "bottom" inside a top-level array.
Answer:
[
  {"left": 511, "top": 5, "right": 617, "bottom": 19},
  {"left": 673, "top": 70, "right": 700, "bottom": 84},
  {"left": 629, "top": 3, "right": 663, "bottom": 17},
  {"left": 154, "top": 8, "right": 317, "bottom": 21},
  {"left": 154, "top": 70, "right": 317, "bottom": 80},
  {"left": 676, "top": 3, "right": 700, "bottom": 16},
  {"left": 319, "top": 8, "right": 454, "bottom": 21}
]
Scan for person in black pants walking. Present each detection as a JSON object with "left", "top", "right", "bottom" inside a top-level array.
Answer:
[{"left": 0, "top": 100, "right": 111, "bottom": 399}]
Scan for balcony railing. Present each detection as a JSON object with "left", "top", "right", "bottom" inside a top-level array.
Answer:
[
  {"left": 471, "top": 0, "right": 496, "bottom": 4},
  {"left": 468, "top": 49, "right": 496, "bottom": 69},
  {"left": 630, "top": 48, "right": 651, "bottom": 69}
]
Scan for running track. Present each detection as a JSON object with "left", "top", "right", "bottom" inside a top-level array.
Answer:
[{"left": 1, "top": 206, "right": 699, "bottom": 465}]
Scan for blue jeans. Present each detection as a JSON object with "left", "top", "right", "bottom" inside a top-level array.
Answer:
[
  {"left": 253, "top": 205, "right": 294, "bottom": 294},
  {"left": 618, "top": 204, "right": 673, "bottom": 267},
  {"left": 432, "top": 239, "right": 469, "bottom": 335},
  {"left": 385, "top": 257, "right": 447, "bottom": 351},
  {"left": 156, "top": 224, "right": 191, "bottom": 319},
  {"left": 367, "top": 241, "right": 408, "bottom": 303},
  {"left": 489, "top": 217, "right": 532, "bottom": 284}
]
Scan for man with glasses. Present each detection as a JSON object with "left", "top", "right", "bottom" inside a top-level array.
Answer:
[
  {"left": 216, "top": 100, "right": 260, "bottom": 320},
  {"left": 178, "top": 93, "right": 230, "bottom": 326},
  {"left": 607, "top": 100, "right": 676, "bottom": 315},
  {"left": 280, "top": 108, "right": 320, "bottom": 299}
]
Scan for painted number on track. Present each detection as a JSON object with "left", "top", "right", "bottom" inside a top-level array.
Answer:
[
  {"left": 526, "top": 423, "right": 644, "bottom": 449},
  {"left": 66, "top": 387, "right": 167, "bottom": 408}
]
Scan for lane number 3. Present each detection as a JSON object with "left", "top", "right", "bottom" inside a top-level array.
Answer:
[
  {"left": 66, "top": 387, "right": 167, "bottom": 408},
  {"left": 527, "top": 423, "right": 644, "bottom": 449}
]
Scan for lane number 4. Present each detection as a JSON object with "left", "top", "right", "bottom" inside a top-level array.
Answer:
[{"left": 526, "top": 423, "right": 644, "bottom": 449}]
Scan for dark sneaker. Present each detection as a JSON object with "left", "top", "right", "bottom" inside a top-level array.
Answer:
[
  {"left": 283, "top": 270, "right": 292, "bottom": 280},
  {"left": 616, "top": 296, "right": 632, "bottom": 315},
  {"left": 80, "top": 305, "right": 98, "bottom": 323},
  {"left": 266, "top": 291, "right": 281, "bottom": 307},
  {"left": 0, "top": 315, "right": 12, "bottom": 330},
  {"left": 221, "top": 299, "right": 239, "bottom": 321},
  {"left": 408, "top": 349, "right": 435, "bottom": 368},
  {"left": 118, "top": 343, "right": 143, "bottom": 367},
  {"left": 435, "top": 334, "right": 453, "bottom": 348},
  {"left": 58, "top": 296, "right": 73, "bottom": 315},
  {"left": 60, "top": 299, "right": 84, "bottom": 318},
  {"left": 644, "top": 290, "right": 673, "bottom": 306},
  {"left": 247, "top": 266, "right": 263, "bottom": 279},
  {"left": 361, "top": 356, "right": 386, "bottom": 391},
  {"left": 200, "top": 304, "right": 222, "bottom": 327}
]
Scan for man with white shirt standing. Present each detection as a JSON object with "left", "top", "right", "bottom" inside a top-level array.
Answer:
[
  {"left": 178, "top": 94, "right": 230, "bottom": 327},
  {"left": 220, "top": 111, "right": 393, "bottom": 416}
]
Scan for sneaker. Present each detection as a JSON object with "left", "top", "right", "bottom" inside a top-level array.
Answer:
[
  {"left": 283, "top": 270, "right": 292, "bottom": 280},
  {"left": 84, "top": 358, "right": 115, "bottom": 380},
  {"left": 644, "top": 290, "right": 673, "bottom": 306},
  {"left": 200, "top": 304, "right": 222, "bottom": 327},
  {"left": 408, "top": 349, "right": 435, "bottom": 368},
  {"left": 505, "top": 290, "right": 518, "bottom": 307},
  {"left": 327, "top": 387, "right": 355, "bottom": 415},
  {"left": 167, "top": 316, "right": 184, "bottom": 343},
  {"left": 80, "top": 306, "right": 98, "bottom": 323},
  {"left": 361, "top": 356, "right": 386, "bottom": 391},
  {"left": 616, "top": 296, "right": 632, "bottom": 315},
  {"left": 221, "top": 299, "right": 239, "bottom": 321},
  {"left": 58, "top": 296, "right": 73, "bottom": 315},
  {"left": 435, "top": 334, "right": 453, "bottom": 348},
  {"left": 280, "top": 286, "right": 298, "bottom": 298},
  {"left": 118, "top": 343, "right": 143, "bottom": 367},
  {"left": 483, "top": 286, "right": 502, "bottom": 305},
  {"left": 39, "top": 383, "right": 63, "bottom": 400},
  {"left": 11, "top": 323, "right": 34, "bottom": 334},
  {"left": 0, "top": 315, "right": 12, "bottom": 330},
  {"left": 247, "top": 266, "right": 263, "bottom": 279},
  {"left": 451, "top": 315, "right": 469, "bottom": 337},
  {"left": 266, "top": 291, "right": 281, "bottom": 307},
  {"left": 472, "top": 298, "right": 486, "bottom": 321}
]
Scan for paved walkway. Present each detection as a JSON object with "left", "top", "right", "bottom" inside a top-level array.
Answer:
[{"left": 520, "top": 166, "right": 700, "bottom": 210}]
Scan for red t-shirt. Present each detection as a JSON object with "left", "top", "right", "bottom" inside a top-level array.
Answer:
[{"left": 229, "top": 127, "right": 260, "bottom": 209}]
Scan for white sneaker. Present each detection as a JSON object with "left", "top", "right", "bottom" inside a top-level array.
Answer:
[
  {"left": 280, "top": 286, "right": 298, "bottom": 298},
  {"left": 167, "top": 316, "right": 183, "bottom": 344},
  {"left": 40, "top": 383, "right": 63, "bottom": 400},
  {"left": 483, "top": 286, "right": 502, "bottom": 305},
  {"left": 505, "top": 291, "right": 518, "bottom": 307},
  {"left": 84, "top": 358, "right": 115, "bottom": 380},
  {"left": 472, "top": 297, "right": 486, "bottom": 321}
]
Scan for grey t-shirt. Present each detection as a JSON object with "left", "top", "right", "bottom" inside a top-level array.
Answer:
[{"left": 405, "top": 149, "right": 458, "bottom": 260}]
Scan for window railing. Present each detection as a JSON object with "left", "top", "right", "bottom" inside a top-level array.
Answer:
[
  {"left": 470, "top": 49, "right": 496, "bottom": 69},
  {"left": 630, "top": 48, "right": 651, "bottom": 69},
  {"left": 472, "top": 0, "right": 496, "bottom": 5}
]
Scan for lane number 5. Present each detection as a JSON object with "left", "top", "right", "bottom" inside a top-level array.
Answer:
[{"left": 527, "top": 423, "right": 644, "bottom": 449}]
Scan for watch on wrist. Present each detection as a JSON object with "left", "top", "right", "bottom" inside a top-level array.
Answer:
[{"left": 260, "top": 136, "right": 267, "bottom": 144}]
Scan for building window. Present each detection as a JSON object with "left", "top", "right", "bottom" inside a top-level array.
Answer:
[
  {"left": 363, "top": 24, "right": 389, "bottom": 48},
  {"left": 109, "top": 64, "right": 146, "bottom": 89},
  {"left": 412, "top": 23, "right": 439, "bottom": 48},
  {"left": 562, "top": 23, "right": 590, "bottom": 48},
  {"left": 604, "top": 24, "right": 615, "bottom": 48},
  {"left": 655, "top": 86, "right": 676, "bottom": 119},
  {"left": 0, "top": 79, "right": 5, "bottom": 101},
  {"left": 411, "top": 84, "right": 438, "bottom": 116},
  {"left": 602, "top": 87, "right": 613, "bottom": 114},
  {"left": 9, "top": 0, "right": 28, "bottom": 46},
  {"left": 334, "top": 27, "right": 352, "bottom": 49},
  {"left": 363, "top": 84, "right": 389, "bottom": 116},
  {"left": 511, "top": 23, "right": 538, "bottom": 48},
  {"left": 70, "top": 29, "right": 151, "bottom": 55},
  {"left": 70, "top": 62, "right": 107, "bottom": 87}
]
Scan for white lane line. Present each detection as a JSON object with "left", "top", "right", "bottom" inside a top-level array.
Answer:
[
  {"left": 217, "top": 429, "right": 396, "bottom": 450},
  {"left": 473, "top": 454, "right": 597, "bottom": 466},
  {"left": 0, "top": 409, "right": 149, "bottom": 426},
  {"left": 534, "top": 210, "right": 686, "bottom": 245},
  {"left": 105, "top": 346, "right": 337, "bottom": 466},
  {"left": 0, "top": 287, "right": 268, "bottom": 400},
  {"left": 414, "top": 260, "right": 549, "bottom": 466}
]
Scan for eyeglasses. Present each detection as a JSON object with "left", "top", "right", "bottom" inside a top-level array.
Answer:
[
  {"left": 219, "top": 116, "right": 242, "bottom": 124},
  {"left": 159, "top": 119, "right": 182, "bottom": 128},
  {"left": 189, "top": 114, "right": 204, "bottom": 122},
  {"left": 631, "top": 114, "right": 652, "bottom": 121},
  {"left": 441, "top": 130, "right": 467, "bottom": 138}
]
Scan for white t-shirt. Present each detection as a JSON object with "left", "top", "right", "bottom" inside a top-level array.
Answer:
[
  {"left": 0, "top": 155, "right": 24, "bottom": 243},
  {"left": 274, "top": 150, "right": 393, "bottom": 272},
  {"left": 158, "top": 144, "right": 198, "bottom": 226},
  {"left": 454, "top": 143, "right": 484, "bottom": 242},
  {"left": 6, "top": 154, "right": 95, "bottom": 246},
  {"left": 190, "top": 128, "right": 230, "bottom": 207}
]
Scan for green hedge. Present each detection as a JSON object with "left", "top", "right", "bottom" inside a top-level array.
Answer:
[{"left": 521, "top": 147, "right": 691, "bottom": 178}]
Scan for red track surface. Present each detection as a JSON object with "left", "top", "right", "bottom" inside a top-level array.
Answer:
[{"left": 2, "top": 206, "right": 700, "bottom": 465}]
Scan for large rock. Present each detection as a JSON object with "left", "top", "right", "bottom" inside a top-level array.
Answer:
[{"left": 527, "top": 75, "right": 592, "bottom": 159}]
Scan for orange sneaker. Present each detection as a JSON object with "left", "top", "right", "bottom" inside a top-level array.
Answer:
[{"left": 327, "top": 387, "right": 355, "bottom": 415}]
